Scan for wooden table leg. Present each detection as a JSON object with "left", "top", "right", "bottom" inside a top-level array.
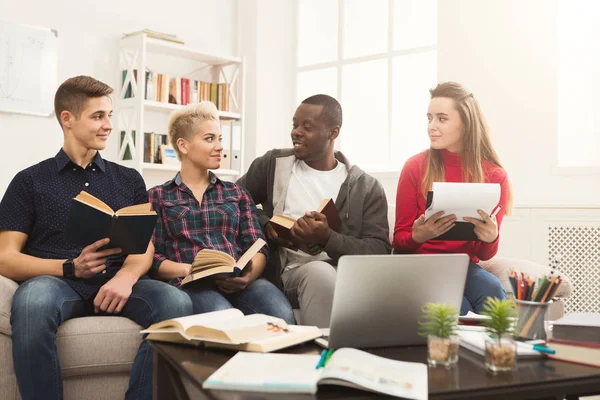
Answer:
[{"left": 153, "top": 347, "right": 190, "bottom": 400}]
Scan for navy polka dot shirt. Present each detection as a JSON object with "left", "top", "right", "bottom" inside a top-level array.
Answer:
[{"left": 0, "top": 149, "right": 148, "bottom": 299}]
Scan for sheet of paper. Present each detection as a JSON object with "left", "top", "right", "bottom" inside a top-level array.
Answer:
[{"left": 425, "top": 182, "right": 501, "bottom": 221}]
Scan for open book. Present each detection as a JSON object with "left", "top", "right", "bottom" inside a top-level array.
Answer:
[
  {"left": 424, "top": 182, "right": 501, "bottom": 241},
  {"left": 269, "top": 198, "right": 342, "bottom": 251},
  {"left": 141, "top": 308, "right": 321, "bottom": 353},
  {"left": 203, "top": 348, "right": 427, "bottom": 399},
  {"left": 64, "top": 191, "right": 157, "bottom": 254},
  {"left": 180, "top": 238, "right": 266, "bottom": 286}
]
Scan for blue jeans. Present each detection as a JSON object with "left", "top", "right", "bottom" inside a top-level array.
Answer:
[
  {"left": 10, "top": 276, "right": 192, "bottom": 400},
  {"left": 462, "top": 262, "right": 506, "bottom": 314},
  {"left": 182, "top": 278, "right": 296, "bottom": 324}
]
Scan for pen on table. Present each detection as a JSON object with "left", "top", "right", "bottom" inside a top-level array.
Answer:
[
  {"left": 323, "top": 348, "right": 335, "bottom": 367},
  {"left": 517, "top": 341, "right": 556, "bottom": 355},
  {"left": 316, "top": 349, "right": 328, "bottom": 369},
  {"left": 490, "top": 205, "right": 502, "bottom": 219}
]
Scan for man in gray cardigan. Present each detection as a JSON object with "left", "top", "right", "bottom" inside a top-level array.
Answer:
[{"left": 237, "top": 94, "right": 391, "bottom": 327}]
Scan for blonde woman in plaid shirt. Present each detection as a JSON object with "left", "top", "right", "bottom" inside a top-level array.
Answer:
[{"left": 147, "top": 102, "right": 295, "bottom": 324}]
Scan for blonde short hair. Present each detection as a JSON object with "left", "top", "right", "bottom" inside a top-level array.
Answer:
[{"left": 168, "top": 101, "right": 219, "bottom": 159}]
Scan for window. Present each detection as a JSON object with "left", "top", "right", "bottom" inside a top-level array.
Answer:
[
  {"left": 296, "top": 0, "right": 437, "bottom": 171},
  {"left": 557, "top": 0, "right": 600, "bottom": 168}
]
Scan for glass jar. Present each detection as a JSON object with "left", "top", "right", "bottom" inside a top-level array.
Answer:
[
  {"left": 427, "top": 335, "right": 460, "bottom": 367},
  {"left": 485, "top": 336, "right": 517, "bottom": 372}
]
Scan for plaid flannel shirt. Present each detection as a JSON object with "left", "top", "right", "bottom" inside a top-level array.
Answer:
[{"left": 148, "top": 172, "right": 268, "bottom": 286}]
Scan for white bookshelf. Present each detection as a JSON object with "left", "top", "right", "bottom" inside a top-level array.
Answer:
[{"left": 115, "top": 34, "right": 245, "bottom": 182}]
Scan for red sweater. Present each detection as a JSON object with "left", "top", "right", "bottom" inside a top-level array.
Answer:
[{"left": 393, "top": 149, "right": 509, "bottom": 263}]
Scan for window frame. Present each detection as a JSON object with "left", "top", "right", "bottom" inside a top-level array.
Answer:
[{"left": 294, "top": 0, "right": 438, "bottom": 174}]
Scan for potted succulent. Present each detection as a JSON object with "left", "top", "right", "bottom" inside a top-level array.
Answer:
[
  {"left": 418, "top": 302, "right": 460, "bottom": 367},
  {"left": 481, "top": 297, "right": 518, "bottom": 372}
]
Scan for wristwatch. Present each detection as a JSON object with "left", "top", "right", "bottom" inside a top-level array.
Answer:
[{"left": 63, "top": 259, "right": 76, "bottom": 279}]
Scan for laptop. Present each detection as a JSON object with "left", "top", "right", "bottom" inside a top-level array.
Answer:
[{"left": 319, "top": 253, "right": 469, "bottom": 349}]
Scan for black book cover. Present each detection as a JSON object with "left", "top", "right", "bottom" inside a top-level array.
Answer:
[
  {"left": 426, "top": 191, "right": 478, "bottom": 241},
  {"left": 64, "top": 200, "right": 158, "bottom": 254}
]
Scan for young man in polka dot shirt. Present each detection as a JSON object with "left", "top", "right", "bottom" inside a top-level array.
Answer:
[{"left": 0, "top": 76, "right": 192, "bottom": 400}]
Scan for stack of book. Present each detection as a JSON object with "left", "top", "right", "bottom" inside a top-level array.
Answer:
[{"left": 547, "top": 312, "right": 600, "bottom": 367}]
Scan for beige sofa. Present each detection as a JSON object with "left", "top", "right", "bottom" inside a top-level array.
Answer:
[
  {"left": 1, "top": 256, "right": 572, "bottom": 400},
  {"left": 0, "top": 275, "right": 143, "bottom": 400}
]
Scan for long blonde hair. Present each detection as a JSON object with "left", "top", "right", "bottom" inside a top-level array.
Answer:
[{"left": 422, "top": 82, "right": 512, "bottom": 214}]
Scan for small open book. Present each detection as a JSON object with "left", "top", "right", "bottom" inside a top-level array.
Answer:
[
  {"left": 203, "top": 348, "right": 428, "bottom": 399},
  {"left": 180, "top": 238, "right": 266, "bottom": 286},
  {"left": 64, "top": 191, "right": 157, "bottom": 254},
  {"left": 269, "top": 198, "right": 342, "bottom": 251},
  {"left": 141, "top": 308, "right": 321, "bottom": 353},
  {"left": 424, "top": 182, "right": 501, "bottom": 241}
]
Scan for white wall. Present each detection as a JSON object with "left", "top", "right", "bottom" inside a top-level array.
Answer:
[
  {"left": 238, "top": 0, "right": 296, "bottom": 168},
  {"left": 0, "top": 0, "right": 237, "bottom": 195},
  {"left": 438, "top": 0, "right": 600, "bottom": 207}
]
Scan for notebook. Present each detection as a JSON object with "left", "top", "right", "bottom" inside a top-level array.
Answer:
[
  {"left": 457, "top": 330, "right": 543, "bottom": 359},
  {"left": 203, "top": 348, "right": 428, "bottom": 399},
  {"left": 425, "top": 182, "right": 501, "bottom": 241}
]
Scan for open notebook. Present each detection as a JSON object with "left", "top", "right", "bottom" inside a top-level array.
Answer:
[{"left": 203, "top": 348, "right": 427, "bottom": 399}]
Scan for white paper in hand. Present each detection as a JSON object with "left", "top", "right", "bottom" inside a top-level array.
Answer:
[{"left": 425, "top": 182, "right": 501, "bottom": 221}]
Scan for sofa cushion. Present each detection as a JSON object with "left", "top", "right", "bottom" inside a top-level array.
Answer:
[
  {"left": 57, "top": 316, "right": 142, "bottom": 377},
  {"left": 0, "top": 275, "right": 19, "bottom": 336}
]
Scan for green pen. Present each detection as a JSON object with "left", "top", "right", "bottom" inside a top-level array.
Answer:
[{"left": 323, "top": 348, "right": 335, "bottom": 367}]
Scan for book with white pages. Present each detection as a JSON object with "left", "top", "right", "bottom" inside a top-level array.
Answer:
[
  {"left": 141, "top": 309, "right": 321, "bottom": 352},
  {"left": 203, "top": 348, "right": 428, "bottom": 399},
  {"left": 425, "top": 182, "right": 501, "bottom": 241},
  {"left": 459, "top": 311, "right": 491, "bottom": 322}
]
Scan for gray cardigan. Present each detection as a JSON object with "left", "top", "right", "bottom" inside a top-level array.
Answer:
[{"left": 237, "top": 149, "right": 391, "bottom": 287}]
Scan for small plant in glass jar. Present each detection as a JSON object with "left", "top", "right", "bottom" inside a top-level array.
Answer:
[
  {"left": 418, "top": 302, "right": 460, "bottom": 367},
  {"left": 481, "top": 297, "right": 518, "bottom": 372}
]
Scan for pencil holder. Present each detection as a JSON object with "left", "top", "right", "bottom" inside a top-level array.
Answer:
[{"left": 515, "top": 300, "right": 552, "bottom": 340}]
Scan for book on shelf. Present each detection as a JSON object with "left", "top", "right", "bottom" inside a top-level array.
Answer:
[
  {"left": 425, "top": 182, "right": 501, "bottom": 241},
  {"left": 180, "top": 238, "right": 266, "bottom": 286},
  {"left": 551, "top": 312, "right": 600, "bottom": 345},
  {"left": 142, "top": 308, "right": 321, "bottom": 352},
  {"left": 144, "top": 71, "right": 154, "bottom": 100},
  {"left": 143, "top": 132, "right": 168, "bottom": 164},
  {"left": 139, "top": 73, "right": 230, "bottom": 111},
  {"left": 269, "top": 198, "right": 342, "bottom": 251},
  {"left": 122, "top": 29, "right": 184, "bottom": 44},
  {"left": 547, "top": 338, "right": 600, "bottom": 367},
  {"left": 202, "top": 348, "right": 428, "bottom": 399},
  {"left": 64, "top": 191, "right": 157, "bottom": 255}
]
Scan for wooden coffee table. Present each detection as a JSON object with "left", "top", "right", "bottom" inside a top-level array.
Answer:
[{"left": 150, "top": 341, "right": 600, "bottom": 400}]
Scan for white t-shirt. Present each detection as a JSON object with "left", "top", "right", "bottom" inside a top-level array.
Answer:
[{"left": 281, "top": 159, "right": 348, "bottom": 271}]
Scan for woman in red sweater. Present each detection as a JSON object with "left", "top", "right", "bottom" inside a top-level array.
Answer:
[{"left": 394, "top": 82, "right": 511, "bottom": 314}]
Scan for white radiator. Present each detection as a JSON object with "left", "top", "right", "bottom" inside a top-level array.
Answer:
[{"left": 548, "top": 226, "right": 600, "bottom": 313}]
